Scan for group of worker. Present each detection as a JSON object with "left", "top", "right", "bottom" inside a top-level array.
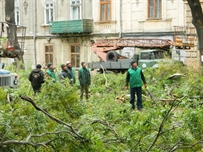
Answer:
[
  {"left": 28, "top": 61, "right": 91, "bottom": 100},
  {"left": 29, "top": 60, "right": 147, "bottom": 111}
]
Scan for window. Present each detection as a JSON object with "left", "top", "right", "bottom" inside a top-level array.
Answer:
[
  {"left": 100, "top": 0, "right": 111, "bottom": 22},
  {"left": 71, "top": 45, "right": 80, "bottom": 67},
  {"left": 148, "top": 0, "right": 161, "bottom": 19},
  {"left": 15, "top": 0, "right": 20, "bottom": 25},
  {"left": 70, "top": 0, "right": 81, "bottom": 20},
  {"left": 154, "top": 51, "right": 165, "bottom": 59},
  {"left": 45, "top": 45, "right": 53, "bottom": 65},
  {"left": 45, "top": 0, "right": 54, "bottom": 24},
  {"left": 140, "top": 53, "right": 150, "bottom": 60}
]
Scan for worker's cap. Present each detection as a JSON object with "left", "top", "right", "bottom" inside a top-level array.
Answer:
[
  {"left": 61, "top": 64, "right": 66, "bottom": 69},
  {"left": 66, "top": 61, "right": 71, "bottom": 65},
  {"left": 36, "top": 64, "right": 42, "bottom": 69},
  {"left": 131, "top": 60, "right": 137, "bottom": 66},
  {"left": 81, "top": 62, "right": 85, "bottom": 66},
  {"left": 47, "top": 62, "right": 53, "bottom": 68}
]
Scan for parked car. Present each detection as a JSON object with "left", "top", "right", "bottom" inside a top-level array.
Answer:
[{"left": 0, "top": 69, "right": 18, "bottom": 88}]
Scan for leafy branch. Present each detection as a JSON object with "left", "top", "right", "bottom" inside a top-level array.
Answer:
[
  {"left": 100, "top": 64, "right": 108, "bottom": 87},
  {"left": 146, "top": 99, "right": 179, "bottom": 152},
  {"left": 130, "top": 133, "right": 145, "bottom": 152},
  {"left": 20, "top": 95, "right": 88, "bottom": 142},
  {"left": 0, "top": 131, "right": 60, "bottom": 147},
  {"left": 92, "top": 119, "right": 118, "bottom": 137},
  {"left": 168, "top": 138, "right": 203, "bottom": 151},
  {"left": 0, "top": 139, "right": 53, "bottom": 147},
  {"left": 1, "top": 128, "right": 73, "bottom": 147},
  {"left": 0, "top": 124, "right": 11, "bottom": 143}
]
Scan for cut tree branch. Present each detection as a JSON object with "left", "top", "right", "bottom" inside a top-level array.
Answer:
[
  {"left": 25, "top": 130, "right": 72, "bottom": 142},
  {"left": 100, "top": 64, "right": 108, "bottom": 87},
  {"left": 0, "top": 124, "right": 11, "bottom": 143},
  {"left": 146, "top": 99, "right": 178, "bottom": 152},
  {"left": 20, "top": 95, "right": 88, "bottom": 142},
  {"left": 130, "top": 133, "right": 145, "bottom": 152},
  {"left": 92, "top": 119, "right": 119, "bottom": 137},
  {"left": 168, "top": 138, "right": 203, "bottom": 151},
  {"left": 0, "top": 139, "right": 53, "bottom": 147}
]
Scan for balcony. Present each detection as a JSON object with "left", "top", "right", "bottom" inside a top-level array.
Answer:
[{"left": 50, "top": 19, "right": 93, "bottom": 34}]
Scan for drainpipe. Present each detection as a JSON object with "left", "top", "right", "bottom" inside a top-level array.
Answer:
[
  {"left": 0, "top": 0, "right": 3, "bottom": 63},
  {"left": 33, "top": 0, "right": 37, "bottom": 66},
  {"left": 119, "top": 0, "right": 122, "bottom": 38},
  {"left": 80, "top": 0, "right": 83, "bottom": 19}
]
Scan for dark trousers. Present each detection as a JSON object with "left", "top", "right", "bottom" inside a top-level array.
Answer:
[
  {"left": 80, "top": 85, "right": 89, "bottom": 100},
  {"left": 32, "top": 86, "right": 41, "bottom": 94},
  {"left": 130, "top": 87, "right": 142, "bottom": 110}
]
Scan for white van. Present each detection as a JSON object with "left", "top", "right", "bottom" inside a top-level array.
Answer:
[{"left": 0, "top": 68, "right": 18, "bottom": 88}]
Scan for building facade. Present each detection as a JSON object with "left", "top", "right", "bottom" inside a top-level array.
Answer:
[{"left": 0, "top": 0, "right": 199, "bottom": 69}]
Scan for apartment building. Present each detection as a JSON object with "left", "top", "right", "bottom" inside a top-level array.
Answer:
[{"left": 0, "top": 0, "right": 199, "bottom": 69}]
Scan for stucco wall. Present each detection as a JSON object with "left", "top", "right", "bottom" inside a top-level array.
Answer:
[{"left": 0, "top": 0, "right": 200, "bottom": 70}]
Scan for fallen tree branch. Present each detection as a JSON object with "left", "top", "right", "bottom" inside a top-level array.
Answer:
[
  {"left": 145, "top": 88, "right": 157, "bottom": 103},
  {"left": 25, "top": 130, "right": 72, "bottom": 142},
  {"left": 7, "top": 93, "right": 10, "bottom": 103},
  {"left": 0, "top": 124, "right": 11, "bottom": 143},
  {"left": 92, "top": 119, "right": 118, "bottom": 137},
  {"left": 168, "top": 138, "right": 203, "bottom": 151},
  {"left": 146, "top": 99, "right": 178, "bottom": 152},
  {"left": 103, "top": 138, "right": 125, "bottom": 144},
  {"left": 20, "top": 95, "right": 87, "bottom": 142},
  {"left": 0, "top": 130, "right": 87, "bottom": 150},
  {"left": 168, "top": 86, "right": 176, "bottom": 97},
  {"left": 167, "top": 140, "right": 181, "bottom": 152},
  {"left": 130, "top": 133, "right": 145, "bottom": 152},
  {"left": 0, "top": 139, "right": 54, "bottom": 147},
  {"left": 100, "top": 64, "right": 108, "bottom": 87}
]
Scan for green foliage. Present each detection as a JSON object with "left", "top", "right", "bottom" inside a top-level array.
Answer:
[
  {"left": 0, "top": 36, "right": 7, "bottom": 48},
  {"left": 1, "top": 63, "right": 203, "bottom": 151},
  {"left": 0, "top": 88, "right": 7, "bottom": 101}
]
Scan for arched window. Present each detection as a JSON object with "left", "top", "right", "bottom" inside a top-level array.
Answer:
[
  {"left": 70, "top": 0, "right": 81, "bottom": 20},
  {"left": 44, "top": 0, "right": 54, "bottom": 24}
]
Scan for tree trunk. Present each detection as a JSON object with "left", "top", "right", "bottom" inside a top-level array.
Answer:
[
  {"left": 5, "top": 0, "right": 24, "bottom": 69},
  {"left": 187, "top": 0, "right": 203, "bottom": 66}
]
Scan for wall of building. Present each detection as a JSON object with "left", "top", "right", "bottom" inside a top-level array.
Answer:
[
  {"left": 182, "top": 1, "right": 200, "bottom": 70},
  {"left": 15, "top": 0, "right": 94, "bottom": 69},
  {"left": 92, "top": 0, "right": 185, "bottom": 35},
  {"left": 0, "top": 0, "right": 200, "bottom": 70}
]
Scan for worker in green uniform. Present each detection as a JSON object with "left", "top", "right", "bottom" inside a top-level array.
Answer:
[
  {"left": 46, "top": 62, "right": 56, "bottom": 83},
  {"left": 125, "top": 60, "right": 147, "bottom": 110},
  {"left": 78, "top": 62, "right": 91, "bottom": 100}
]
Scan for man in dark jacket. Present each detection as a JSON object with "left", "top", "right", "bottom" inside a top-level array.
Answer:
[
  {"left": 58, "top": 64, "right": 68, "bottom": 81},
  {"left": 66, "top": 61, "right": 76, "bottom": 84},
  {"left": 78, "top": 62, "right": 91, "bottom": 100},
  {"left": 125, "top": 60, "right": 147, "bottom": 110},
  {"left": 29, "top": 64, "right": 44, "bottom": 94}
]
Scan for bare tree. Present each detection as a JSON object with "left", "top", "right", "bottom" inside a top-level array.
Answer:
[
  {"left": 186, "top": 0, "right": 203, "bottom": 66},
  {"left": 4, "top": 0, "right": 24, "bottom": 68}
]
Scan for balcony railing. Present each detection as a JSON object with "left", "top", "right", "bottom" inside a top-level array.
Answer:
[{"left": 50, "top": 19, "right": 93, "bottom": 34}]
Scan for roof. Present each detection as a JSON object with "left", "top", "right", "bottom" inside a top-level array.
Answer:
[{"left": 94, "top": 38, "right": 172, "bottom": 48}]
